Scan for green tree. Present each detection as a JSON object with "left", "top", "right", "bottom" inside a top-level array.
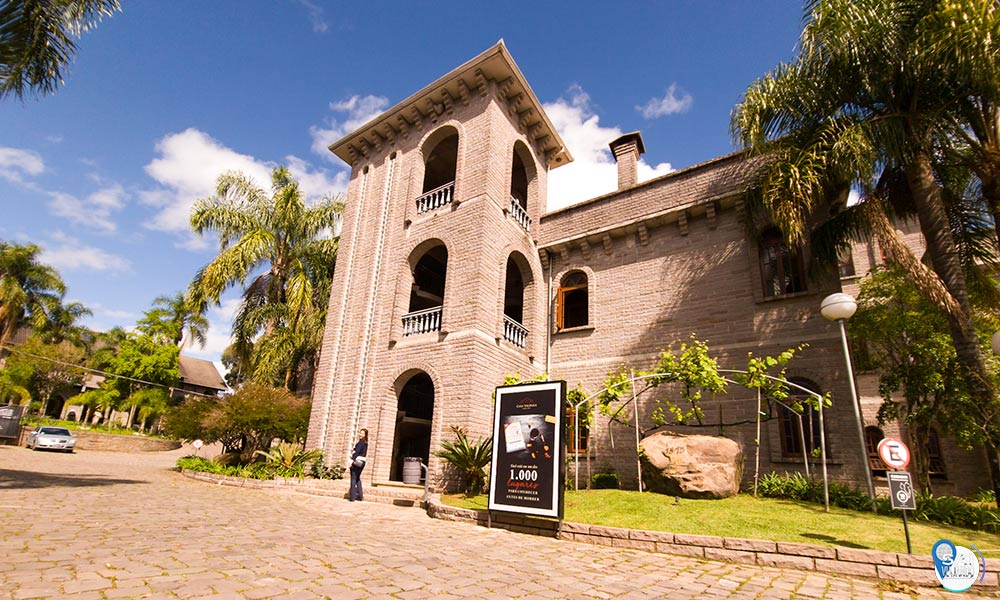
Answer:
[
  {"left": 162, "top": 383, "right": 311, "bottom": 461},
  {"left": 0, "top": 241, "right": 65, "bottom": 352},
  {"left": 731, "top": 0, "right": 1000, "bottom": 502},
  {"left": 3, "top": 333, "right": 84, "bottom": 416},
  {"left": 37, "top": 300, "right": 92, "bottom": 348},
  {"left": 850, "top": 267, "right": 972, "bottom": 493},
  {"left": 135, "top": 292, "right": 208, "bottom": 349},
  {"left": 104, "top": 332, "right": 179, "bottom": 428},
  {"left": 0, "top": 0, "right": 121, "bottom": 100},
  {"left": 188, "top": 166, "right": 342, "bottom": 390}
]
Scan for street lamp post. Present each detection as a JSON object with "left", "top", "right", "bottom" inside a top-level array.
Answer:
[{"left": 821, "top": 292, "right": 877, "bottom": 510}]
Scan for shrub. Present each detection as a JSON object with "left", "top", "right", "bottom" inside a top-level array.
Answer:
[
  {"left": 591, "top": 471, "right": 620, "bottom": 489},
  {"left": 756, "top": 471, "right": 998, "bottom": 533},
  {"left": 309, "top": 458, "right": 345, "bottom": 480},
  {"left": 435, "top": 425, "right": 492, "bottom": 495},
  {"left": 176, "top": 455, "right": 274, "bottom": 480},
  {"left": 255, "top": 442, "right": 324, "bottom": 479}
]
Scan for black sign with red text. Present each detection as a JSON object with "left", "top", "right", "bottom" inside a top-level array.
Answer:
[{"left": 488, "top": 381, "right": 566, "bottom": 518}]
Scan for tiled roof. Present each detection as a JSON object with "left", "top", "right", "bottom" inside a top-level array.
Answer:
[{"left": 178, "top": 355, "right": 227, "bottom": 391}]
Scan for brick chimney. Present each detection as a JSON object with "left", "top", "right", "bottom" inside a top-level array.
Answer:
[{"left": 609, "top": 131, "right": 646, "bottom": 190}]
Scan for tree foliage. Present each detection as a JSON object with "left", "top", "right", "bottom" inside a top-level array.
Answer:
[
  {"left": 3, "top": 333, "right": 84, "bottom": 415},
  {"left": 0, "top": 0, "right": 121, "bottom": 100},
  {"left": 732, "top": 0, "right": 1000, "bottom": 505},
  {"left": 0, "top": 241, "right": 66, "bottom": 351},
  {"left": 187, "top": 166, "right": 343, "bottom": 391},
  {"left": 163, "top": 383, "right": 311, "bottom": 461}
]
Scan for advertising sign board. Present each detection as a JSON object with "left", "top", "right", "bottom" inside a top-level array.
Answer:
[
  {"left": 488, "top": 380, "right": 566, "bottom": 518},
  {"left": 887, "top": 471, "right": 916, "bottom": 510}
]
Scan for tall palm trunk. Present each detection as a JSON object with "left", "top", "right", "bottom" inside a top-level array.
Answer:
[{"left": 906, "top": 150, "right": 1000, "bottom": 507}]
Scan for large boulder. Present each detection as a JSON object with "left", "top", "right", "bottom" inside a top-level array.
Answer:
[{"left": 639, "top": 432, "right": 743, "bottom": 499}]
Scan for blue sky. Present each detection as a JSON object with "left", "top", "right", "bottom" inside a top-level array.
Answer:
[{"left": 0, "top": 1, "right": 805, "bottom": 373}]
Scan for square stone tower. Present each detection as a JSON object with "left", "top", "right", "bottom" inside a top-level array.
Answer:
[{"left": 307, "top": 42, "right": 571, "bottom": 486}]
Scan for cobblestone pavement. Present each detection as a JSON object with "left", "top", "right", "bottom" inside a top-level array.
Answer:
[{"left": 0, "top": 444, "right": 995, "bottom": 600}]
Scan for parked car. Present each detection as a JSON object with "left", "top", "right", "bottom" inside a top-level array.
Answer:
[{"left": 26, "top": 427, "right": 76, "bottom": 452}]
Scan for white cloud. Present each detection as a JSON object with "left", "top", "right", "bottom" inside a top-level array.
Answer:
[
  {"left": 309, "top": 94, "right": 389, "bottom": 158},
  {"left": 141, "top": 129, "right": 345, "bottom": 248},
  {"left": 637, "top": 83, "right": 693, "bottom": 119},
  {"left": 295, "top": 0, "right": 328, "bottom": 32},
  {"left": 48, "top": 183, "right": 127, "bottom": 233},
  {"left": 0, "top": 147, "right": 44, "bottom": 184},
  {"left": 544, "top": 86, "right": 674, "bottom": 211},
  {"left": 39, "top": 231, "right": 131, "bottom": 273}
]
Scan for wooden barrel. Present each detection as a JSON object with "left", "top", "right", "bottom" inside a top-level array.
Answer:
[{"left": 402, "top": 457, "right": 423, "bottom": 484}]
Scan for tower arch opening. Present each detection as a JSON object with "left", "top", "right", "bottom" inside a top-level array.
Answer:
[{"left": 390, "top": 371, "right": 435, "bottom": 482}]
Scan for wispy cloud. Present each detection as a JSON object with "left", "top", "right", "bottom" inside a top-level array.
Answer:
[
  {"left": 309, "top": 94, "right": 389, "bottom": 158},
  {"left": 39, "top": 231, "right": 131, "bottom": 272},
  {"left": 637, "top": 83, "right": 693, "bottom": 119},
  {"left": 140, "top": 128, "right": 344, "bottom": 248},
  {"left": 0, "top": 146, "right": 44, "bottom": 184},
  {"left": 544, "top": 85, "right": 673, "bottom": 211},
  {"left": 295, "top": 0, "right": 328, "bottom": 33},
  {"left": 48, "top": 183, "right": 127, "bottom": 233}
]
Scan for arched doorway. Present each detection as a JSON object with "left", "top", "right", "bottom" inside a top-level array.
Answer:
[{"left": 391, "top": 372, "right": 435, "bottom": 481}]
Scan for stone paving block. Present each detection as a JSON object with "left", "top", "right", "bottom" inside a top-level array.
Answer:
[
  {"left": 774, "top": 542, "right": 836, "bottom": 559},
  {"left": 629, "top": 528, "right": 673, "bottom": 543},
  {"left": 724, "top": 537, "right": 777, "bottom": 552},
  {"left": 756, "top": 553, "right": 816, "bottom": 570},
  {"left": 588, "top": 525, "right": 630, "bottom": 539},
  {"left": 655, "top": 541, "right": 706, "bottom": 558},
  {"left": 877, "top": 564, "right": 940, "bottom": 586},
  {"left": 673, "top": 533, "right": 725, "bottom": 548},
  {"left": 835, "top": 547, "right": 897, "bottom": 565},
  {"left": 814, "top": 558, "right": 878, "bottom": 578},
  {"left": 704, "top": 548, "right": 757, "bottom": 565}
]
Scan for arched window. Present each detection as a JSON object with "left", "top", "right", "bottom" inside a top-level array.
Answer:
[
  {"left": 778, "top": 379, "right": 822, "bottom": 457},
  {"left": 416, "top": 131, "right": 459, "bottom": 214},
  {"left": 865, "top": 426, "right": 886, "bottom": 477},
  {"left": 760, "top": 228, "right": 805, "bottom": 297},
  {"left": 409, "top": 245, "right": 448, "bottom": 313},
  {"left": 504, "top": 257, "right": 524, "bottom": 324},
  {"left": 510, "top": 150, "right": 528, "bottom": 209},
  {"left": 557, "top": 271, "right": 588, "bottom": 329},
  {"left": 422, "top": 133, "right": 458, "bottom": 193}
]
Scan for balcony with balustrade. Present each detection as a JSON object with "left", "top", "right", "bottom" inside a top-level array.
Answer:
[
  {"left": 502, "top": 315, "right": 528, "bottom": 349},
  {"left": 415, "top": 181, "right": 454, "bottom": 215},
  {"left": 508, "top": 197, "right": 531, "bottom": 232},
  {"left": 402, "top": 306, "right": 443, "bottom": 337}
]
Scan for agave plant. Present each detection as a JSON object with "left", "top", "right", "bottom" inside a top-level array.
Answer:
[
  {"left": 435, "top": 426, "right": 493, "bottom": 496},
  {"left": 255, "top": 442, "right": 323, "bottom": 479}
]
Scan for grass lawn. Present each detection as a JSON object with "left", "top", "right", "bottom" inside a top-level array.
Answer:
[{"left": 442, "top": 490, "right": 1000, "bottom": 557}]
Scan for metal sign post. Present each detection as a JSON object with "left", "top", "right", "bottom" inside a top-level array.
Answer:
[{"left": 880, "top": 438, "right": 915, "bottom": 554}]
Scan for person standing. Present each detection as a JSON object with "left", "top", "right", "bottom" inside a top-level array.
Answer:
[{"left": 349, "top": 429, "right": 368, "bottom": 502}]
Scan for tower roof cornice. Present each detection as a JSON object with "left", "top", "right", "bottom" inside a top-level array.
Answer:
[{"left": 329, "top": 40, "right": 572, "bottom": 170}]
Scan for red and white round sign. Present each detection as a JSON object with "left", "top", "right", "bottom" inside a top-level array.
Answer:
[
  {"left": 192, "top": 439, "right": 204, "bottom": 450},
  {"left": 877, "top": 437, "right": 910, "bottom": 470}
]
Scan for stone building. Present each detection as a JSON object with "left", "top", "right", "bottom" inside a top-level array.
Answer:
[{"left": 307, "top": 42, "right": 991, "bottom": 496}]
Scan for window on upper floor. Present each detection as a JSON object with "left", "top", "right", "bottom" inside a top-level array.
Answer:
[
  {"left": 928, "top": 428, "right": 947, "bottom": 479},
  {"left": 557, "top": 271, "right": 589, "bottom": 329},
  {"left": 838, "top": 247, "right": 856, "bottom": 278},
  {"left": 865, "top": 426, "right": 887, "bottom": 477},
  {"left": 422, "top": 133, "right": 458, "bottom": 193},
  {"left": 408, "top": 245, "right": 448, "bottom": 313},
  {"left": 760, "top": 228, "right": 805, "bottom": 297},
  {"left": 504, "top": 256, "right": 525, "bottom": 324}
]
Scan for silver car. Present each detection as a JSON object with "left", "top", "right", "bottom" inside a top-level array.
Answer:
[{"left": 26, "top": 427, "right": 77, "bottom": 452}]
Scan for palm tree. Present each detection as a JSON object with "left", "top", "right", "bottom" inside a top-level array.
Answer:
[
  {"left": 136, "top": 292, "right": 208, "bottom": 349},
  {"left": 188, "top": 166, "right": 343, "bottom": 390},
  {"left": 0, "top": 241, "right": 65, "bottom": 351},
  {"left": 0, "top": 0, "right": 121, "bottom": 100},
  {"left": 38, "top": 300, "right": 92, "bottom": 348},
  {"left": 731, "top": 0, "right": 1000, "bottom": 503}
]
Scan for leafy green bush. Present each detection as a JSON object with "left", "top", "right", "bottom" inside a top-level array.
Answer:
[
  {"left": 255, "top": 442, "right": 323, "bottom": 479},
  {"left": 435, "top": 425, "right": 492, "bottom": 495},
  {"left": 591, "top": 471, "right": 620, "bottom": 489},
  {"left": 756, "top": 472, "right": 998, "bottom": 533},
  {"left": 176, "top": 455, "right": 273, "bottom": 480},
  {"left": 309, "top": 457, "right": 345, "bottom": 480}
]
